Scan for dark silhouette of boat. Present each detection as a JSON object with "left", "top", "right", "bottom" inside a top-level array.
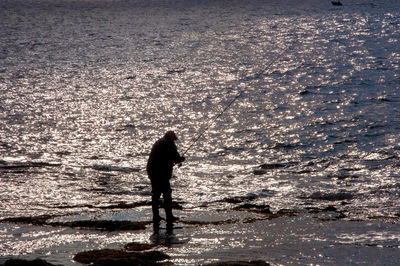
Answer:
[{"left": 331, "top": 1, "right": 343, "bottom": 6}]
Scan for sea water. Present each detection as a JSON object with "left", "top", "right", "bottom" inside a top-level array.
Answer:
[{"left": 0, "top": 0, "right": 399, "bottom": 264}]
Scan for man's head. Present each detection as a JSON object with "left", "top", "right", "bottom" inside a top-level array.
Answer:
[{"left": 164, "top": 130, "right": 178, "bottom": 141}]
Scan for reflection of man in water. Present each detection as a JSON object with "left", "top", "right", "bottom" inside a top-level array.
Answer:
[{"left": 146, "top": 131, "right": 185, "bottom": 229}]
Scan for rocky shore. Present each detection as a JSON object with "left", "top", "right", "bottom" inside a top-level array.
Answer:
[{"left": 1, "top": 195, "right": 399, "bottom": 265}]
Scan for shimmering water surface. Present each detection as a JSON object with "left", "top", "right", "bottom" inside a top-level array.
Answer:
[{"left": 1, "top": 0, "right": 400, "bottom": 264}]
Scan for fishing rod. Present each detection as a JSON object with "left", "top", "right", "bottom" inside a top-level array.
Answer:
[
  {"left": 181, "top": 43, "right": 294, "bottom": 157},
  {"left": 181, "top": 89, "right": 243, "bottom": 156}
]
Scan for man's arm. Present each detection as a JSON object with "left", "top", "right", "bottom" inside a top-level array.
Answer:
[{"left": 170, "top": 142, "right": 185, "bottom": 164}]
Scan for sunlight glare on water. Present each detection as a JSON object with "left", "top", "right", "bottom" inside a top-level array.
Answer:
[{"left": 1, "top": 0, "right": 400, "bottom": 264}]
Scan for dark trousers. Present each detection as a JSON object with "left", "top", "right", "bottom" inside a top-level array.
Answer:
[{"left": 151, "top": 181, "right": 174, "bottom": 223}]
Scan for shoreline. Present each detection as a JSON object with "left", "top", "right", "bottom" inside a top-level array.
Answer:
[{"left": 1, "top": 204, "right": 399, "bottom": 265}]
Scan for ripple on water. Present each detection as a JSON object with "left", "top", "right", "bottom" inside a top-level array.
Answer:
[{"left": 1, "top": 0, "right": 400, "bottom": 263}]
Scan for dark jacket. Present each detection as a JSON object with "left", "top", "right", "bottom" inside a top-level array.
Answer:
[{"left": 146, "top": 136, "right": 185, "bottom": 183}]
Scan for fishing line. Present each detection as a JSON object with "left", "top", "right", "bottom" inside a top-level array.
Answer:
[{"left": 181, "top": 43, "right": 295, "bottom": 157}]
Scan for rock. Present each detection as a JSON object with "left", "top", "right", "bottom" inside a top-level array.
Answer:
[
  {"left": 180, "top": 219, "right": 239, "bottom": 226},
  {"left": 331, "top": 1, "right": 343, "bottom": 6},
  {"left": 234, "top": 203, "right": 267, "bottom": 210},
  {"left": 306, "top": 206, "right": 347, "bottom": 221},
  {"left": 233, "top": 203, "right": 271, "bottom": 214},
  {"left": 307, "top": 191, "right": 354, "bottom": 201},
  {"left": 306, "top": 206, "right": 340, "bottom": 213},
  {"left": 50, "top": 220, "right": 150, "bottom": 231},
  {"left": 253, "top": 169, "right": 266, "bottom": 175},
  {"left": 3, "top": 259, "right": 57, "bottom": 266},
  {"left": 324, "top": 206, "right": 338, "bottom": 212},
  {"left": 202, "top": 260, "right": 269, "bottom": 266},
  {"left": 276, "top": 209, "right": 299, "bottom": 216},
  {"left": 73, "top": 249, "right": 169, "bottom": 265},
  {"left": 233, "top": 204, "right": 300, "bottom": 220},
  {"left": 1, "top": 215, "right": 150, "bottom": 231},
  {"left": 313, "top": 212, "right": 347, "bottom": 221},
  {"left": 90, "top": 258, "right": 170, "bottom": 266},
  {"left": 170, "top": 201, "right": 184, "bottom": 210},
  {"left": 91, "top": 164, "right": 140, "bottom": 173},
  {"left": 367, "top": 215, "right": 399, "bottom": 220},
  {"left": 0, "top": 161, "right": 61, "bottom": 171},
  {"left": 1, "top": 215, "right": 56, "bottom": 225},
  {"left": 124, "top": 242, "right": 158, "bottom": 251},
  {"left": 134, "top": 251, "right": 170, "bottom": 262},
  {"left": 259, "top": 163, "right": 286, "bottom": 169},
  {"left": 99, "top": 201, "right": 152, "bottom": 209},
  {"left": 218, "top": 195, "right": 256, "bottom": 204}
]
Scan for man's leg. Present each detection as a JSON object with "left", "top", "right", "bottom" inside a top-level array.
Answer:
[
  {"left": 163, "top": 188, "right": 178, "bottom": 223},
  {"left": 152, "top": 189, "right": 162, "bottom": 234},
  {"left": 152, "top": 190, "right": 162, "bottom": 223}
]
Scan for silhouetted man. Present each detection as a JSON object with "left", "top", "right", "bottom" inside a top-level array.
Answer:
[{"left": 146, "top": 131, "right": 185, "bottom": 230}]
